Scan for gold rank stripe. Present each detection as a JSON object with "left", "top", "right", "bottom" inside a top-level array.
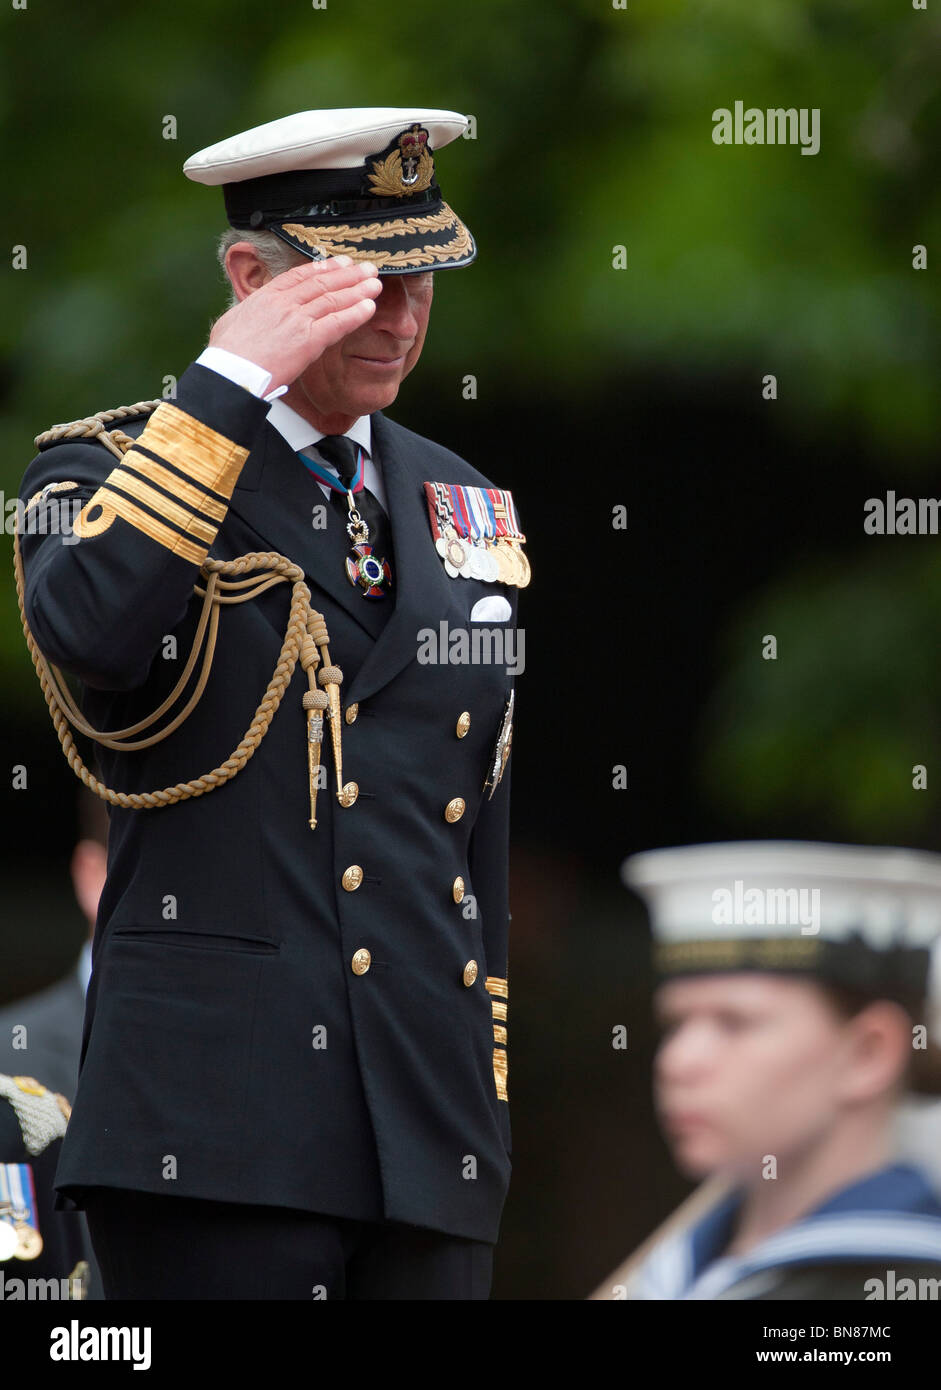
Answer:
[
  {"left": 490, "top": 999, "right": 507, "bottom": 1021},
  {"left": 71, "top": 404, "right": 250, "bottom": 561},
  {"left": 485, "top": 976, "right": 508, "bottom": 998},
  {"left": 108, "top": 463, "right": 217, "bottom": 544},
  {"left": 492, "top": 1046, "right": 508, "bottom": 1102},
  {"left": 137, "top": 403, "right": 249, "bottom": 498},
  {"left": 493, "top": 1024, "right": 507, "bottom": 1045},
  {"left": 78, "top": 487, "right": 206, "bottom": 565},
  {"left": 120, "top": 450, "right": 228, "bottom": 521}
]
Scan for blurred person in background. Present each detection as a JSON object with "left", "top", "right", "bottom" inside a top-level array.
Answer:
[
  {"left": 0, "top": 789, "right": 106, "bottom": 1098},
  {"left": 594, "top": 842, "right": 941, "bottom": 1301},
  {"left": 0, "top": 788, "right": 107, "bottom": 1298},
  {"left": 0, "top": 1077, "right": 88, "bottom": 1296}
]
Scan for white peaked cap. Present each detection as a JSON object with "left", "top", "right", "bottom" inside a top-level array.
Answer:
[
  {"left": 182, "top": 108, "right": 476, "bottom": 275},
  {"left": 183, "top": 108, "right": 469, "bottom": 185}
]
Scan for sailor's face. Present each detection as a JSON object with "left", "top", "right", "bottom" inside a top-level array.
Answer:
[
  {"left": 296, "top": 269, "right": 434, "bottom": 419},
  {"left": 653, "top": 975, "right": 852, "bottom": 1180}
]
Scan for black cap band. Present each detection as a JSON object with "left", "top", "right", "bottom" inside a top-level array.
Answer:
[
  {"left": 224, "top": 169, "right": 443, "bottom": 229},
  {"left": 654, "top": 932, "right": 931, "bottom": 1007}
]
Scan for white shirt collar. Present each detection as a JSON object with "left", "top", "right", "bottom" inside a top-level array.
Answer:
[{"left": 266, "top": 397, "right": 372, "bottom": 458}]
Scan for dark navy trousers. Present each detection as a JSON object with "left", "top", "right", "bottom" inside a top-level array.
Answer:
[{"left": 83, "top": 1187, "right": 494, "bottom": 1300}]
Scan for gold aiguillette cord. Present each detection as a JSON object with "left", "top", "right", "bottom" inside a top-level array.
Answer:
[
  {"left": 299, "top": 613, "right": 352, "bottom": 827},
  {"left": 15, "top": 404, "right": 355, "bottom": 830}
]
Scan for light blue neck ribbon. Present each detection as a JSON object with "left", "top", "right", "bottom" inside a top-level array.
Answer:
[{"left": 297, "top": 445, "right": 365, "bottom": 495}]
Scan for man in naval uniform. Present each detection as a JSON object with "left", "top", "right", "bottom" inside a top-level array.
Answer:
[
  {"left": 594, "top": 841, "right": 941, "bottom": 1300},
  {"left": 16, "top": 108, "right": 527, "bottom": 1299}
]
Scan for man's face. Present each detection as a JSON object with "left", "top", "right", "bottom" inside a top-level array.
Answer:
[
  {"left": 296, "top": 268, "right": 434, "bottom": 420},
  {"left": 653, "top": 974, "right": 856, "bottom": 1181}
]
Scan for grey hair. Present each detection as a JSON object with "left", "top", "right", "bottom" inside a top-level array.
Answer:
[{"left": 216, "top": 227, "right": 308, "bottom": 307}]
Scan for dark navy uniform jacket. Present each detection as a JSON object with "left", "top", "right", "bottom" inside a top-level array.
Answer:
[{"left": 18, "top": 363, "right": 518, "bottom": 1244}]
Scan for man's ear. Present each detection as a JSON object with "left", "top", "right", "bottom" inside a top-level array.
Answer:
[
  {"left": 839, "top": 1000, "right": 913, "bottom": 1104},
  {"left": 224, "top": 243, "right": 273, "bottom": 303}
]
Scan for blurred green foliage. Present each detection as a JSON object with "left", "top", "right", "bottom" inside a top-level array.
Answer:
[{"left": 702, "top": 545, "right": 941, "bottom": 841}]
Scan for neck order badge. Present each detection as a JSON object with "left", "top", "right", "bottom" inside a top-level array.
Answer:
[{"left": 300, "top": 436, "right": 393, "bottom": 598}]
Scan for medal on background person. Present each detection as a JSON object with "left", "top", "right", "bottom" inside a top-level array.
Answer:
[
  {"left": 0, "top": 1164, "right": 43, "bottom": 1261},
  {"left": 0, "top": 1208, "right": 17, "bottom": 1261}
]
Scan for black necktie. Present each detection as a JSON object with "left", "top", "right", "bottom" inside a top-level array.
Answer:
[{"left": 317, "top": 435, "right": 394, "bottom": 581}]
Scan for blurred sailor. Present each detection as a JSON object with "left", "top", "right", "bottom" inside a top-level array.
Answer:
[{"left": 595, "top": 841, "right": 941, "bottom": 1300}]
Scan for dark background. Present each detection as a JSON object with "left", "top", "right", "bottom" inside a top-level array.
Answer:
[{"left": 1, "top": 0, "right": 939, "bottom": 1297}]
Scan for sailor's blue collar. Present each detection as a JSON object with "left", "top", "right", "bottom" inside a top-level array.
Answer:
[{"left": 689, "top": 1163, "right": 941, "bottom": 1279}]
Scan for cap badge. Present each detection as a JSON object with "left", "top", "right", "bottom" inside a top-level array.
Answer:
[{"left": 367, "top": 124, "right": 435, "bottom": 198}]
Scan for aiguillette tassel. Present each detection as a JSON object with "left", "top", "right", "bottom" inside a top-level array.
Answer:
[{"left": 303, "top": 689, "right": 329, "bottom": 827}]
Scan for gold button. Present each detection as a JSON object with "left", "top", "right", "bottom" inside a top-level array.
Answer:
[
  {"left": 345, "top": 703, "right": 359, "bottom": 725},
  {"left": 456, "top": 711, "right": 471, "bottom": 738},
  {"left": 352, "top": 949, "right": 371, "bottom": 975},
  {"left": 445, "top": 797, "right": 466, "bottom": 823},
  {"left": 338, "top": 781, "right": 359, "bottom": 808},
  {"left": 342, "top": 865, "right": 364, "bottom": 892},
  {"left": 463, "top": 960, "right": 478, "bottom": 987},
  {"left": 452, "top": 876, "right": 465, "bottom": 903}
]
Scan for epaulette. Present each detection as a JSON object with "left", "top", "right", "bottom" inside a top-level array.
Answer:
[
  {"left": 24, "top": 399, "right": 162, "bottom": 515},
  {"left": 0, "top": 1074, "right": 70, "bottom": 1157}
]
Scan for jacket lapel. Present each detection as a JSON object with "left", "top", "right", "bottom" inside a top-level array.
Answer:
[
  {"left": 227, "top": 421, "right": 386, "bottom": 640},
  {"left": 226, "top": 410, "right": 451, "bottom": 699},
  {"left": 344, "top": 410, "right": 452, "bottom": 705}
]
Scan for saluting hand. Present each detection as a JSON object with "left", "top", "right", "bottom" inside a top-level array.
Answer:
[{"left": 208, "top": 255, "right": 382, "bottom": 393}]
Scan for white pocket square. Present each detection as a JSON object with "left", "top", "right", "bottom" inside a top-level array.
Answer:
[{"left": 470, "top": 596, "right": 512, "bottom": 623}]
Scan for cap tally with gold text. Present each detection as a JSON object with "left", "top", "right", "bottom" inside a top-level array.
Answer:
[{"left": 183, "top": 107, "right": 476, "bottom": 274}]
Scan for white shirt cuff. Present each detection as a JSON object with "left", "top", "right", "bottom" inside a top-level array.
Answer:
[{"left": 196, "top": 346, "right": 274, "bottom": 399}]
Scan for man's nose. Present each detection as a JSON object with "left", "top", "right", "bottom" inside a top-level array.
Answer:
[
  {"left": 656, "top": 1023, "right": 711, "bottom": 1082},
  {"left": 372, "top": 275, "right": 419, "bottom": 336}
]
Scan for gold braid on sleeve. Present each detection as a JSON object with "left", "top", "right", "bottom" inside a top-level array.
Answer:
[{"left": 14, "top": 402, "right": 345, "bottom": 827}]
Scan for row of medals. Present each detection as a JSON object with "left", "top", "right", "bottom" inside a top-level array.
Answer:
[{"left": 435, "top": 529, "right": 531, "bottom": 587}]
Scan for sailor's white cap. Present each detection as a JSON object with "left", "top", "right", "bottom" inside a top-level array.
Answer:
[{"left": 622, "top": 840, "right": 941, "bottom": 1004}]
